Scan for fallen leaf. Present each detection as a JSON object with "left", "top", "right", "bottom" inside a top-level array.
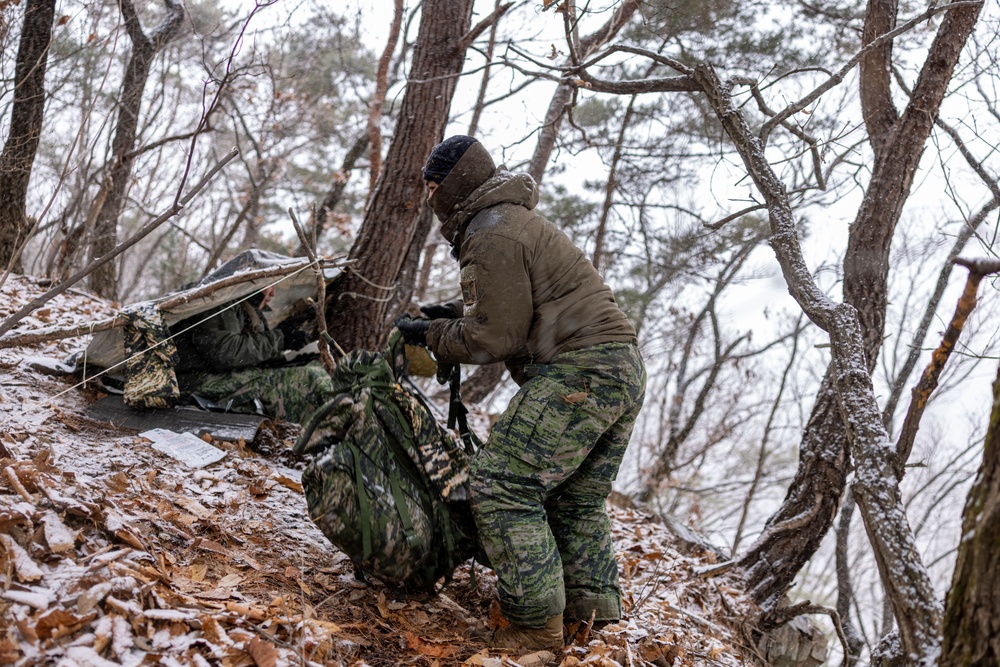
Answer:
[
  {"left": 0, "top": 533, "right": 43, "bottom": 582},
  {"left": 376, "top": 592, "right": 389, "bottom": 618},
  {"left": 105, "top": 472, "right": 129, "bottom": 494},
  {"left": 218, "top": 573, "right": 243, "bottom": 588},
  {"left": 35, "top": 608, "right": 91, "bottom": 640},
  {"left": 518, "top": 651, "right": 556, "bottom": 667},
  {"left": 273, "top": 474, "right": 302, "bottom": 493},
  {"left": 404, "top": 632, "right": 456, "bottom": 658},
  {"left": 175, "top": 497, "right": 213, "bottom": 519},
  {"left": 200, "top": 614, "right": 234, "bottom": 646},
  {"left": 247, "top": 636, "right": 278, "bottom": 667},
  {"left": 464, "top": 650, "right": 503, "bottom": 667},
  {"left": 41, "top": 512, "right": 75, "bottom": 553}
]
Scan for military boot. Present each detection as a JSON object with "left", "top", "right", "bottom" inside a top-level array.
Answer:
[{"left": 492, "top": 613, "right": 564, "bottom": 651}]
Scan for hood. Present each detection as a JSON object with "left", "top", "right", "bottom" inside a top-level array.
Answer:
[
  {"left": 428, "top": 141, "right": 495, "bottom": 222},
  {"left": 438, "top": 169, "right": 540, "bottom": 246}
]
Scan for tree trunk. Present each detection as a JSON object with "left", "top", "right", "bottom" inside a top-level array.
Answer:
[
  {"left": 736, "top": 0, "right": 984, "bottom": 611},
  {"left": 326, "top": 0, "right": 475, "bottom": 352},
  {"left": 939, "top": 362, "right": 1000, "bottom": 667},
  {"left": 0, "top": 0, "right": 56, "bottom": 274},
  {"left": 88, "top": 0, "right": 184, "bottom": 299}
]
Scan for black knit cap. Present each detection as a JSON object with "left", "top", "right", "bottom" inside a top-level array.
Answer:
[{"left": 422, "top": 135, "right": 479, "bottom": 184}]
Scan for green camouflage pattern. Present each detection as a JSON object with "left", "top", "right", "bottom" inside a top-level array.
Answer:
[
  {"left": 470, "top": 342, "right": 645, "bottom": 627},
  {"left": 295, "top": 334, "right": 476, "bottom": 591},
  {"left": 179, "top": 362, "right": 336, "bottom": 425},
  {"left": 122, "top": 303, "right": 180, "bottom": 409}
]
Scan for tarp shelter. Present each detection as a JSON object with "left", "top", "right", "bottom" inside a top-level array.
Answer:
[{"left": 84, "top": 249, "right": 343, "bottom": 377}]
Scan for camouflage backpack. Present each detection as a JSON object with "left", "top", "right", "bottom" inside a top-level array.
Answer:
[{"left": 293, "top": 333, "right": 478, "bottom": 591}]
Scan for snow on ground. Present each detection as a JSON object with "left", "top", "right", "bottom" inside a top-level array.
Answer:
[{"left": 1, "top": 274, "right": 758, "bottom": 666}]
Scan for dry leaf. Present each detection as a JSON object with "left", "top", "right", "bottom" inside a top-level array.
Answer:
[
  {"left": 562, "top": 391, "right": 588, "bottom": 404},
  {"left": 190, "top": 563, "right": 208, "bottom": 583},
  {"left": 218, "top": 573, "right": 243, "bottom": 588},
  {"left": 41, "top": 512, "right": 75, "bottom": 553},
  {"left": 0, "top": 533, "right": 43, "bottom": 582},
  {"left": 404, "top": 632, "right": 456, "bottom": 658},
  {"left": 273, "top": 474, "right": 303, "bottom": 493},
  {"left": 247, "top": 636, "right": 279, "bottom": 667},
  {"left": 200, "top": 614, "right": 234, "bottom": 646},
  {"left": 175, "top": 497, "right": 213, "bottom": 519},
  {"left": 464, "top": 650, "right": 502, "bottom": 667},
  {"left": 35, "top": 608, "right": 87, "bottom": 640},
  {"left": 518, "top": 651, "right": 556, "bottom": 667},
  {"left": 105, "top": 472, "right": 129, "bottom": 494},
  {"left": 226, "top": 602, "right": 267, "bottom": 622}
]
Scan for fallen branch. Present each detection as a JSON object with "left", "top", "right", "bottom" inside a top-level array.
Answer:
[
  {"left": 288, "top": 206, "right": 342, "bottom": 373},
  {"left": 0, "top": 256, "right": 351, "bottom": 350},
  {"left": 895, "top": 256, "right": 1000, "bottom": 475},
  {"left": 0, "top": 148, "right": 240, "bottom": 339}
]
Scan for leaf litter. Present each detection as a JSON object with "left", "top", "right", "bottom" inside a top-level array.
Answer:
[{"left": 1, "top": 274, "right": 758, "bottom": 666}]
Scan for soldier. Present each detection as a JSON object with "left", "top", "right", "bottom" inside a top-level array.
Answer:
[
  {"left": 173, "top": 285, "right": 335, "bottom": 425},
  {"left": 396, "top": 136, "right": 646, "bottom": 650}
]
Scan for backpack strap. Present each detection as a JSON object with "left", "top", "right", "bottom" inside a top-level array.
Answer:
[
  {"left": 345, "top": 441, "right": 374, "bottom": 561},
  {"left": 447, "top": 364, "right": 480, "bottom": 454},
  {"left": 388, "top": 471, "right": 423, "bottom": 554}
]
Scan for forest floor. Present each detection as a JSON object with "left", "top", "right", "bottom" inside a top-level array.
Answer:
[{"left": 0, "top": 274, "right": 760, "bottom": 667}]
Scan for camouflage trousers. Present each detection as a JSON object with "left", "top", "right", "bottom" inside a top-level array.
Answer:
[
  {"left": 178, "top": 362, "right": 336, "bottom": 425},
  {"left": 471, "top": 342, "right": 645, "bottom": 627}
]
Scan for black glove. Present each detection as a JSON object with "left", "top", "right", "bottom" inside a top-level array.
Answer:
[
  {"left": 420, "top": 303, "right": 460, "bottom": 319},
  {"left": 394, "top": 315, "right": 431, "bottom": 347},
  {"left": 276, "top": 317, "right": 311, "bottom": 351}
]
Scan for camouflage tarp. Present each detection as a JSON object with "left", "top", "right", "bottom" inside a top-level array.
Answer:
[{"left": 84, "top": 250, "right": 342, "bottom": 376}]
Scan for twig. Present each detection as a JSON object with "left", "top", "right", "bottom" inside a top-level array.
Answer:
[
  {"left": 288, "top": 207, "right": 343, "bottom": 368},
  {"left": 704, "top": 204, "right": 767, "bottom": 230},
  {"left": 0, "top": 148, "right": 240, "bottom": 339}
]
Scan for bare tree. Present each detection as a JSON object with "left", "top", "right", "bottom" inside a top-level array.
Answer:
[
  {"left": 735, "top": 0, "right": 985, "bottom": 613},
  {"left": 82, "top": 0, "right": 184, "bottom": 299},
  {"left": 527, "top": 0, "right": 641, "bottom": 184},
  {"left": 0, "top": 0, "right": 56, "bottom": 275}
]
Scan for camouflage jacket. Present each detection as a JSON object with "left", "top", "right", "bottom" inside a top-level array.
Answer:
[
  {"left": 173, "top": 301, "right": 285, "bottom": 374},
  {"left": 425, "top": 147, "right": 636, "bottom": 384}
]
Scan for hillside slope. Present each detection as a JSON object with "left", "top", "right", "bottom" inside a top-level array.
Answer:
[{"left": 0, "top": 274, "right": 762, "bottom": 667}]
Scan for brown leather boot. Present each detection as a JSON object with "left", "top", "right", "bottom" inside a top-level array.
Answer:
[{"left": 491, "top": 613, "right": 564, "bottom": 651}]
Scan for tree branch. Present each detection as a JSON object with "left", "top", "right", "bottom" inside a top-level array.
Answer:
[
  {"left": 759, "top": 0, "right": 983, "bottom": 144},
  {"left": 893, "top": 258, "right": 1000, "bottom": 476},
  {"left": 456, "top": 1, "right": 512, "bottom": 52}
]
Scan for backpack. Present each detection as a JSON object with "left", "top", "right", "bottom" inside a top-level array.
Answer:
[{"left": 293, "top": 333, "right": 478, "bottom": 591}]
